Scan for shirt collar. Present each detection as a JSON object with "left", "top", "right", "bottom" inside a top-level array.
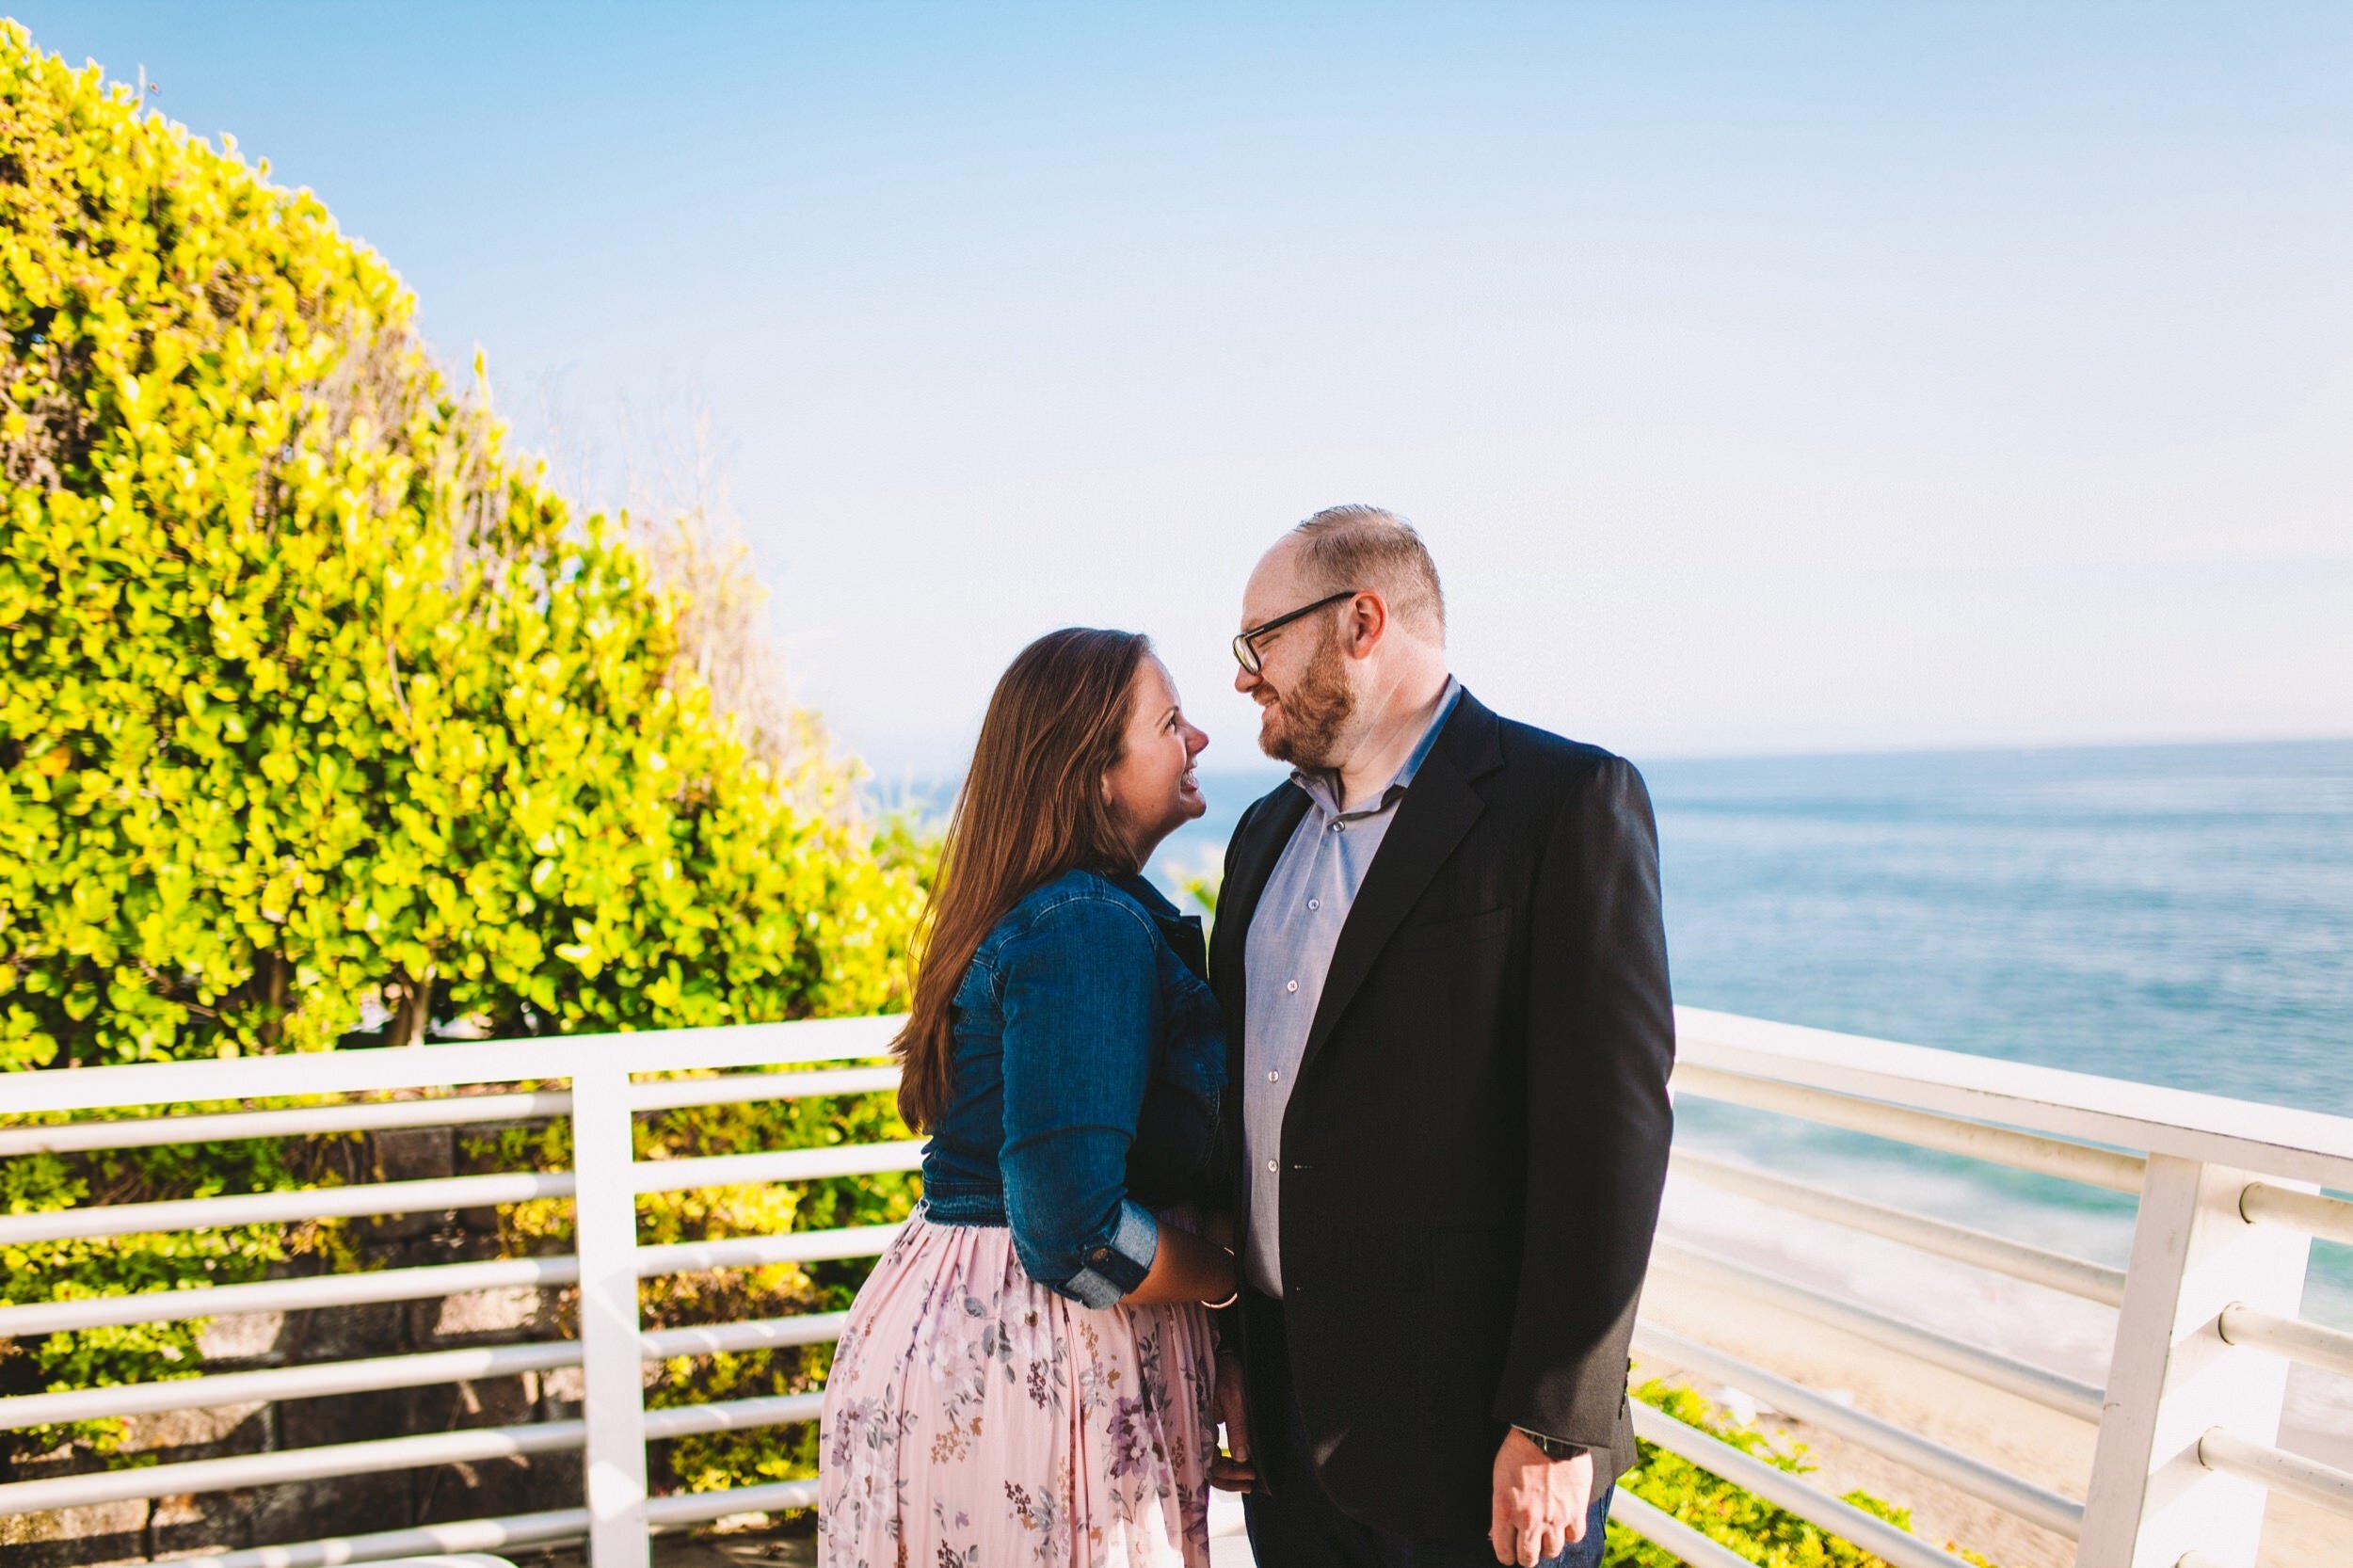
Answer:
[{"left": 1291, "top": 677, "right": 1464, "bottom": 815}]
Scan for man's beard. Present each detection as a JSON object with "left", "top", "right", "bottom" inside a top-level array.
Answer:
[{"left": 1259, "top": 631, "right": 1356, "bottom": 770}]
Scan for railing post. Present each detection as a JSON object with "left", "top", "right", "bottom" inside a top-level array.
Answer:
[
  {"left": 572, "top": 1065, "right": 652, "bottom": 1568},
  {"left": 2080, "top": 1156, "right": 2312, "bottom": 1568}
]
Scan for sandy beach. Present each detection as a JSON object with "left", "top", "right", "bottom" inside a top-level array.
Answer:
[{"left": 1643, "top": 1181, "right": 2351, "bottom": 1567}]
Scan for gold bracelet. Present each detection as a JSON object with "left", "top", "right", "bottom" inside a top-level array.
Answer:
[{"left": 1201, "top": 1245, "right": 1240, "bottom": 1309}]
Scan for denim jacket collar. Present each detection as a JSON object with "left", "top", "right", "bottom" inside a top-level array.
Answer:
[{"left": 1110, "top": 870, "right": 1207, "bottom": 979}]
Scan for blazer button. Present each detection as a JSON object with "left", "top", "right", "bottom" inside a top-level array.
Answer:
[{"left": 1091, "top": 1247, "right": 1111, "bottom": 1263}]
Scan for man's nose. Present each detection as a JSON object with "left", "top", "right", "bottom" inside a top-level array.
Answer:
[{"left": 1234, "top": 664, "right": 1258, "bottom": 695}]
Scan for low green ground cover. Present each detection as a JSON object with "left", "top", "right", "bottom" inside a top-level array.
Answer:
[{"left": 1609, "top": 1377, "right": 1993, "bottom": 1568}]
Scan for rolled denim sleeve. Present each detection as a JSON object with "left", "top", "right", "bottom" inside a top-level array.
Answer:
[{"left": 998, "top": 895, "right": 1162, "bottom": 1307}]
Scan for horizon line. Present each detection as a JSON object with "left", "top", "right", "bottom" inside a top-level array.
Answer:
[{"left": 851, "top": 729, "right": 2353, "bottom": 790}]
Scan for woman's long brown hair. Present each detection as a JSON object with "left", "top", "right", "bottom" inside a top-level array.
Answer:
[{"left": 893, "top": 628, "right": 1153, "bottom": 1132}]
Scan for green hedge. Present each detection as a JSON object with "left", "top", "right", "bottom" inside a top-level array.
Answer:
[
  {"left": 0, "top": 22, "right": 920, "bottom": 1068},
  {"left": 0, "top": 19, "right": 923, "bottom": 1490}
]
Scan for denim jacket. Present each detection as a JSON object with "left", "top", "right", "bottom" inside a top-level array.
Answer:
[{"left": 920, "top": 868, "right": 1225, "bottom": 1307}]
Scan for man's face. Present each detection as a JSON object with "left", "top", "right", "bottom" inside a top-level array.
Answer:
[{"left": 1237, "top": 546, "right": 1357, "bottom": 769}]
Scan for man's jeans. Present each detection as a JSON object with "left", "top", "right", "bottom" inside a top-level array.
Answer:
[{"left": 1239, "top": 1299, "right": 1614, "bottom": 1568}]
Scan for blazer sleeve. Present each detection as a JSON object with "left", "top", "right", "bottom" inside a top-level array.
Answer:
[{"left": 1492, "top": 754, "right": 1676, "bottom": 1447}]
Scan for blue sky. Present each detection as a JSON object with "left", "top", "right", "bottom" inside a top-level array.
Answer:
[{"left": 16, "top": 3, "right": 2352, "bottom": 774}]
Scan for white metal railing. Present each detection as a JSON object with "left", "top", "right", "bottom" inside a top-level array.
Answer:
[
  {"left": 0, "top": 1016, "right": 906, "bottom": 1568},
  {"left": 1, "top": 1006, "right": 2348, "bottom": 1568},
  {"left": 1665, "top": 1008, "right": 2353, "bottom": 1568}
]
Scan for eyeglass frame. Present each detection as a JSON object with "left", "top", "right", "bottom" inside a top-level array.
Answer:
[{"left": 1231, "top": 589, "right": 1362, "bottom": 675}]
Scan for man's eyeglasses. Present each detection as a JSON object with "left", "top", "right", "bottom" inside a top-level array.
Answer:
[{"left": 1231, "top": 589, "right": 1361, "bottom": 675}]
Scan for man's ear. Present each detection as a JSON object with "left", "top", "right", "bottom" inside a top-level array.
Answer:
[{"left": 1344, "top": 591, "right": 1389, "bottom": 659}]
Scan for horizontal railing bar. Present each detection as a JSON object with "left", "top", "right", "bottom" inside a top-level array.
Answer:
[
  {"left": 0, "top": 1415, "right": 585, "bottom": 1512},
  {"left": 1676, "top": 1009, "right": 2353, "bottom": 1188},
  {"left": 636, "top": 1222, "right": 904, "bottom": 1275},
  {"left": 2199, "top": 1427, "right": 2353, "bottom": 1517},
  {"left": 1652, "top": 1243, "right": 2105, "bottom": 1421},
  {"left": 0, "top": 1255, "right": 582, "bottom": 1339},
  {"left": 2240, "top": 1182, "right": 2353, "bottom": 1248},
  {"left": 22, "top": 1005, "right": 2341, "bottom": 1175},
  {"left": 0, "top": 1339, "right": 585, "bottom": 1431},
  {"left": 0, "top": 1383, "right": 831, "bottom": 1513},
  {"left": 1668, "top": 1150, "right": 2128, "bottom": 1305},
  {"left": 632, "top": 1141, "right": 926, "bottom": 1194},
  {"left": 2, "top": 1309, "right": 856, "bottom": 1429},
  {"left": 1631, "top": 1322, "right": 2085, "bottom": 1539},
  {"left": 163, "top": 1508, "right": 594, "bottom": 1568},
  {"left": 645, "top": 1478, "right": 821, "bottom": 1524},
  {"left": 1630, "top": 1394, "right": 1972, "bottom": 1568},
  {"left": 2218, "top": 1302, "right": 2353, "bottom": 1383},
  {"left": 645, "top": 1309, "right": 852, "bottom": 1359},
  {"left": 627, "top": 1064, "right": 901, "bottom": 1112},
  {"left": 642, "top": 1390, "right": 824, "bottom": 1439},
  {"left": 4, "top": 1145, "right": 913, "bottom": 1248},
  {"left": 0, "top": 1064, "right": 902, "bottom": 1163},
  {"left": 1605, "top": 1488, "right": 1755, "bottom": 1568},
  {"left": 0, "top": 1091, "right": 576, "bottom": 1158},
  {"left": 1674, "top": 1064, "right": 2147, "bottom": 1193},
  {"left": 0, "top": 1223, "right": 897, "bottom": 1338},
  {"left": 0, "top": 1171, "right": 576, "bottom": 1247},
  {"left": 4, "top": 1016, "right": 904, "bottom": 1116}
]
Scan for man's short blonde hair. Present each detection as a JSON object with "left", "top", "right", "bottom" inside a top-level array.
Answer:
[{"left": 1290, "top": 504, "right": 1446, "bottom": 642}]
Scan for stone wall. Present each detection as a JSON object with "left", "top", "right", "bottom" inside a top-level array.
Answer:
[{"left": 6, "top": 1127, "right": 589, "bottom": 1567}]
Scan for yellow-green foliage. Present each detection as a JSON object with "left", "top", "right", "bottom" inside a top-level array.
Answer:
[
  {"left": 1609, "top": 1378, "right": 1994, "bottom": 1568},
  {"left": 0, "top": 21, "right": 928, "bottom": 1489},
  {"left": 0, "top": 20, "right": 920, "bottom": 1065}
]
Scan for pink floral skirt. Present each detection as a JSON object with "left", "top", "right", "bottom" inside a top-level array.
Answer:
[{"left": 817, "top": 1210, "right": 1217, "bottom": 1568}]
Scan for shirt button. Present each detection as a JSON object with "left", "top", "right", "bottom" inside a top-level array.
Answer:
[
  {"left": 1307, "top": 899, "right": 1321, "bottom": 911},
  {"left": 1266, "top": 1160, "right": 1279, "bottom": 1173},
  {"left": 1267, "top": 1070, "right": 1280, "bottom": 1082},
  {"left": 1331, "top": 822, "right": 1345, "bottom": 833},
  {"left": 1286, "top": 979, "right": 1300, "bottom": 993}
]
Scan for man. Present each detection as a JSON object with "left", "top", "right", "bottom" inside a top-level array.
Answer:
[{"left": 1208, "top": 506, "right": 1675, "bottom": 1568}]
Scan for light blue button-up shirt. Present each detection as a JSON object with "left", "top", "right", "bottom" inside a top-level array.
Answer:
[{"left": 1241, "top": 679, "right": 1463, "bottom": 1296}]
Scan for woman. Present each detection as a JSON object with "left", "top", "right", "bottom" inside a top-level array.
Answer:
[{"left": 819, "top": 628, "right": 1238, "bottom": 1568}]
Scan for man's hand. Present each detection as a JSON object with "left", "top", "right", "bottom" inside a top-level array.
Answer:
[
  {"left": 1489, "top": 1429, "right": 1593, "bottom": 1566},
  {"left": 1208, "top": 1351, "right": 1257, "bottom": 1492}
]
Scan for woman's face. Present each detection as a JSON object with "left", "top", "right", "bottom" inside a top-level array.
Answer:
[{"left": 1102, "top": 655, "right": 1209, "bottom": 864}]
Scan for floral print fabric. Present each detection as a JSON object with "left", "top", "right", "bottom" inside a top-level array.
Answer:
[{"left": 819, "top": 1210, "right": 1218, "bottom": 1568}]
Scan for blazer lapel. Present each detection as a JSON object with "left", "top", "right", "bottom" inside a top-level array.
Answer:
[{"left": 1295, "top": 693, "right": 1502, "bottom": 1082}]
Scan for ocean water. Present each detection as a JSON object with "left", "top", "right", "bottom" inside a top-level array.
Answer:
[{"left": 1150, "top": 738, "right": 2353, "bottom": 1329}]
